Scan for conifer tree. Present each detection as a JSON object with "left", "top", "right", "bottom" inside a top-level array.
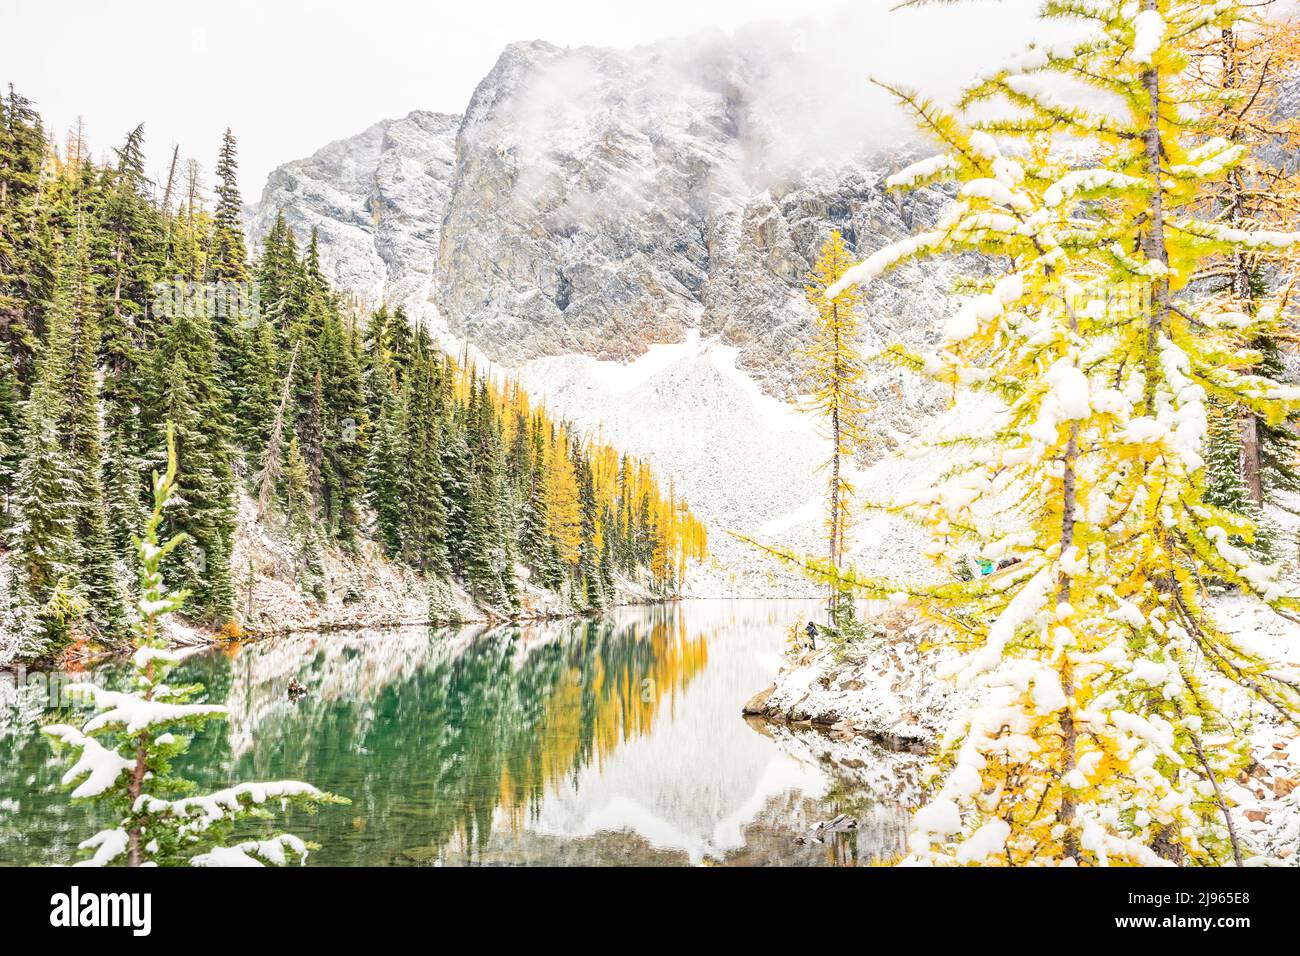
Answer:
[
  {"left": 299, "top": 368, "right": 325, "bottom": 506},
  {"left": 803, "top": 230, "right": 872, "bottom": 612},
  {"left": 576, "top": 454, "right": 604, "bottom": 609},
  {"left": 98, "top": 123, "right": 161, "bottom": 439},
  {"left": 462, "top": 378, "right": 514, "bottom": 608},
  {"left": 1188, "top": 17, "right": 1300, "bottom": 509},
  {"left": 0, "top": 353, "right": 21, "bottom": 521},
  {"left": 255, "top": 210, "right": 301, "bottom": 334},
  {"left": 394, "top": 333, "right": 450, "bottom": 576},
  {"left": 367, "top": 374, "right": 406, "bottom": 556},
  {"left": 520, "top": 421, "right": 562, "bottom": 589},
  {"left": 440, "top": 411, "right": 473, "bottom": 573},
  {"left": 385, "top": 304, "right": 414, "bottom": 384},
  {"left": 760, "top": 0, "right": 1300, "bottom": 865},
  {"left": 303, "top": 227, "right": 325, "bottom": 291},
  {"left": 0, "top": 93, "right": 706, "bottom": 648},
  {"left": 9, "top": 293, "right": 78, "bottom": 654},
  {"left": 55, "top": 227, "right": 124, "bottom": 633},
  {"left": 102, "top": 424, "right": 145, "bottom": 556},
  {"left": 206, "top": 129, "right": 249, "bottom": 408},
  {"left": 318, "top": 308, "right": 367, "bottom": 538},
  {"left": 208, "top": 129, "right": 247, "bottom": 283},
  {"left": 1203, "top": 401, "right": 1275, "bottom": 556},
  {"left": 0, "top": 85, "right": 46, "bottom": 377},
  {"left": 43, "top": 426, "right": 342, "bottom": 866},
  {"left": 143, "top": 303, "right": 236, "bottom": 623},
  {"left": 284, "top": 433, "right": 313, "bottom": 538},
  {"left": 235, "top": 316, "right": 280, "bottom": 454}
]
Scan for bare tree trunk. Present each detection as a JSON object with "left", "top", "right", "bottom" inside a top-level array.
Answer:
[
  {"left": 126, "top": 652, "right": 156, "bottom": 868},
  {"left": 828, "top": 306, "right": 842, "bottom": 616},
  {"left": 1141, "top": 59, "right": 1171, "bottom": 413},
  {"left": 161, "top": 145, "right": 180, "bottom": 264},
  {"left": 1056, "top": 423, "right": 1081, "bottom": 862},
  {"left": 1242, "top": 413, "right": 1263, "bottom": 506},
  {"left": 829, "top": 406, "right": 841, "bottom": 611},
  {"left": 1219, "top": 28, "right": 1268, "bottom": 510},
  {"left": 160, "top": 145, "right": 179, "bottom": 216}
]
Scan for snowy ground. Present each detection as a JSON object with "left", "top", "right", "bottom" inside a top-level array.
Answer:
[
  {"left": 512, "top": 330, "right": 829, "bottom": 597},
  {"left": 752, "top": 594, "right": 1300, "bottom": 863},
  {"left": 229, "top": 487, "right": 670, "bottom": 637},
  {"left": 509, "top": 329, "right": 963, "bottom": 597}
]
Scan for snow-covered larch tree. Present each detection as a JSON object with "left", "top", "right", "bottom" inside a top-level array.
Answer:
[
  {"left": 802, "top": 231, "right": 873, "bottom": 616},
  {"left": 1184, "top": 10, "right": 1300, "bottom": 514},
  {"left": 782, "top": 0, "right": 1300, "bottom": 865},
  {"left": 43, "top": 425, "right": 344, "bottom": 866}
]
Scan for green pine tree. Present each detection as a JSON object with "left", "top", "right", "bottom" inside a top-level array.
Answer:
[
  {"left": 208, "top": 129, "right": 247, "bottom": 283},
  {"left": 0, "top": 353, "right": 21, "bottom": 522},
  {"left": 55, "top": 228, "right": 125, "bottom": 633},
  {"left": 366, "top": 373, "right": 405, "bottom": 556},
  {"left": 143, "top": 303, "right": 237, "bottom": 623}
]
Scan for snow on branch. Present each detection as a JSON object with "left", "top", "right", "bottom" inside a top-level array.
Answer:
[
  {"left": 42, "top": 724, "right": 135, "bottom": 799},
  {"left": 1044, "top": 170, "right": 1147, "bottom": 208},
  {"left": 885, "top": 153, "right": 960, "bottom": 189},
  {"left": 1171, "top": 218, "right": 1300, "bottom": 250},
  {"left": 1132, "top": 10, "right": 1166, "bottom": 65},
  {"left": 826, "top": 230, "right": 946, "bottom": 297},
  {"left": 190, "top": 834, "right": 310, "bottom": 867},
  {"left": 64, "top": 683, "right": 227, "bottom": 734},
  {"left": 75, "top": 828, "right": 130, "bottom": 868},
  {"left": 135, "top": 780, "right": 326, "bottom": 829}
]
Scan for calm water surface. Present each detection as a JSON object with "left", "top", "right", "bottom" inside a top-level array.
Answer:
[{"left": 0, "top": 600, "right": 913, "bottom": 866}]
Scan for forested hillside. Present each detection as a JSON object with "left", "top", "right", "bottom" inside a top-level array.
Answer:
[{"left": 0, "top": 88, "right": 705, "bottom": 665}]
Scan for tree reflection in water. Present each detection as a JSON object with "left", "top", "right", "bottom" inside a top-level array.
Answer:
[{"left": 2, "top": 601, "right": 917, "bottom": 866}]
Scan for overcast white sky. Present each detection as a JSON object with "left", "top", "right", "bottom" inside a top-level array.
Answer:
[
  {"left": 3, "top": 0, "right": 894, "bottom": 199},
  {"left": 5, "top": 1, "right": 1297, "bottom": 201}
]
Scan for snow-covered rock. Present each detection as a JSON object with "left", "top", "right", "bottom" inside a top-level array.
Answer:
[
  {"left": 750, "top": 606, "right": 973, "bottom": 747},
  {"left": 247, "top": 110, "right": 460, "bottom": 328},
  {"left": 248, "top": 38, "right": 960, "bottom": 400},
  {"left": 434, "top": 38, "right": 961, "bottom": 398}
]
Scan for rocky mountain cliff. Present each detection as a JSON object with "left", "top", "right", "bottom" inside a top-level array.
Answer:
[
  {"left": 247, "top": 32, "right": 968, "bottom": 592},
  {"left": 249, "top": 36, "right": 958, "bottom": 400},
  {"left": 247, "top": 110, "right": 460, "bottom": 323}
]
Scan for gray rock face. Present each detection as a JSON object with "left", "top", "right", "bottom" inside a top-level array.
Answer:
[
  {"left": 248, "top": 37, "right": 958, "bottom": 399},
  {"left": 248, "top": 110, "right": 460, "bottom": 325},
  {"left": 437, "top": 39, "right": 958, "bottom": 397}
]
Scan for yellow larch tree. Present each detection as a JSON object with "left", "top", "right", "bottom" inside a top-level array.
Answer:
[
  {"left": 766, "top": 0, "right": 1300, "bottom": 865},
  {"left": 1185, "top": 8, "right": 1300, "bottom": 508},
  {"left": 801, "top": 230, "right": 873, "bottom": 610}
]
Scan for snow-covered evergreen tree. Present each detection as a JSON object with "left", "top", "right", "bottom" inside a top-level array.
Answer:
[
  {"left": 8, "top": 242, "right": 82, "bottom": 656},
  {"left": 43, "top": 425, "right": 342, "bottom": 866},
  {"left": 1204, "top": 402, "right": 1275, "bottom": 557}
]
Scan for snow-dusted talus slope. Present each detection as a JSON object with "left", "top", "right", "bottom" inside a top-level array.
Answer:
[
  {"left": 514, "top": 333, "right": 826, "bottom": 595},
  {"left": 512, "top": 332, "right": 987, "bottom": 596}
]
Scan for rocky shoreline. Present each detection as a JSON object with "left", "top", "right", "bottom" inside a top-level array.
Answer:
[
  {"left": 742, "top": 607, "right": 966, "bottom": 751},
  {"left": 226, "top": 489, "right": 673, "bottom": 640},
  {"left": 743, "top": 601, "right": 1300, "bottom": 863}
]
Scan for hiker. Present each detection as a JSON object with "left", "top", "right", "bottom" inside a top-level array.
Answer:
[{"left": 805, "top": 621, "right": 819, "bottom": 651}]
